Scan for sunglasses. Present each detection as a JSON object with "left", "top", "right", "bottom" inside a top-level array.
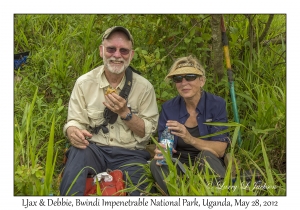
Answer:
[
  {"left": 105, "top": 47, "right": 131, "bottom": 55},
  {"left": 172, "top": 74, "right": 200, "bottom": 83}
]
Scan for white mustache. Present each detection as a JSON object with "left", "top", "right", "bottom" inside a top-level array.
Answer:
[{"left": 108, "top": 58, "right": 125, "bottom": 62}]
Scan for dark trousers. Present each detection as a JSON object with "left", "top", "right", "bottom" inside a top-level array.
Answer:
[
  {"left": 60, "top": 142, "right": 151, "bottom": 196},
  {"left": 150, "top": 150, "right": 226, "bottom": 195}
]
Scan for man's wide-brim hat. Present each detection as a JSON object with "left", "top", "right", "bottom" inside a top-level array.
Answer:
[
  {"left": 102, "top": 26, "right": 134, "bottom": 46},
  {"left": 166, "top": 63, "right": 204, "bottom": 78}
]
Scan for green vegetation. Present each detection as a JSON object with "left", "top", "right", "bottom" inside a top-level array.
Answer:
[{"left": 14, "top": 14, "right": 286, "bottom": 196}]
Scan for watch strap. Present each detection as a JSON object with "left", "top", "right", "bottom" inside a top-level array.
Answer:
[{"left": 121, "top": 112, "right": 132, "bottom": 121}]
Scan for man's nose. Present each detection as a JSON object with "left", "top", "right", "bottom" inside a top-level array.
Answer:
[{"left": 112, "top": 49, "right": 122, "bottom": 57}]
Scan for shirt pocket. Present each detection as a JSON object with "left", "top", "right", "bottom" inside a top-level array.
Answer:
[
  {"left": 87, "top": 109, "right": 105, "bottom": 127},
  {"left": 117, "top": 121, "right": 135, "bottom": 144}
]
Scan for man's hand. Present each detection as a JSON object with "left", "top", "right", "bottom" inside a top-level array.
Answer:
[
  {"left": 66, "top": 126, "right": 92, "bottom": 149},
  {"left": 103, "top": 92, "right": 129, "bottom": 118},
  {"left": 103, "top": 92, "right": 146, "bottom": 138}
]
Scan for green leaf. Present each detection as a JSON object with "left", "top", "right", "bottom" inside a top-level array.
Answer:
[
  {"left": 161, "top": 91, "right": 169, "bottom": 98},
  {"left": 202, "top": 33, "right": 211, "bottom": 41},
  {"left": 184, "top": 38, "right": 191, "bottom": 44},
  {"left": 193, "top": 37, "right": 203, "bottom": 43},
  {"left": 156, "top": 64, "right": 161, "bottom": 71}
]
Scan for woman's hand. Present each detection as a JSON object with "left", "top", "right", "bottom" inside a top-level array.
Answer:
[
  {"left": 153, "top": 143, "right": 177, "bottom": 166},
  {"left": 166, "top": 120, "right": 195, "bottom": 145},
  {"left": 166, "top": 120, "right": 227, "bottom": 158},
  {"left": 153, "top": 143, "right": 165, "bottom": 160}
]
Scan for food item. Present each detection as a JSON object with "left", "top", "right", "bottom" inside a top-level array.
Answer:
[{"left": 105, "top": 87, "right": 116, "bottom": 95}]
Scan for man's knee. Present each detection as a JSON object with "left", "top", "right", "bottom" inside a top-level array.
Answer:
[{"left": 67, "top": 144, "right": 97, "bottom": 159}]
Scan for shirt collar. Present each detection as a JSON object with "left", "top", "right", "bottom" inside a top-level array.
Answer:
[
  {"left": 179, "top": 97, "right": 188, "bottom": 119},
  {"left": 178, "top": 91, "right": 206, "bottom": 118},
  {"left": 196, "top": 91, "right": 206, "bottom": 115}
]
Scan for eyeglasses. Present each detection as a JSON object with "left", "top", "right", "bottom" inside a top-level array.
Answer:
[
  {"left": 105, "top": 46, "right": 131, "bottom": 55},
  {"left": 172, "top": 74, "right": 200, "bottom": 83}
]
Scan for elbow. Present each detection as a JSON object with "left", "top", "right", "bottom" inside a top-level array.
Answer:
[{"left": 201, "top": 148, "right": 224, "bottom": 158}]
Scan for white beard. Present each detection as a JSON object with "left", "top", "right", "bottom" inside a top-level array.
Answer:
[{"left": 103, "top": 53, "right": 131, "bottom": 74}]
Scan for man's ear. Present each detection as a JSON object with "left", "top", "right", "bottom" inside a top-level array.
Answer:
[
  {"left": 129, "top": 50, "right": 135, "bottom": 61},
  {"left": 99, "top": 45, "right": 104, "bottom": 58}
]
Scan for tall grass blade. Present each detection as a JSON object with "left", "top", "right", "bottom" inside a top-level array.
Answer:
[
  {"left": 44, "top": 112, "right": 57, "bottom": 195},
  {"left": 260, "top": 138, "right": 275, "bottom": 195}
]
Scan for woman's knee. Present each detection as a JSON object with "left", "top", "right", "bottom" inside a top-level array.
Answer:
[
  {"left": 196, "top": 150, "right": 226, "bottom": 177},
  {"left": 150, "top": 159, "right": 157, "bottom": 172}
]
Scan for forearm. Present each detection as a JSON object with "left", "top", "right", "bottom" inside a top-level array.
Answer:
[
  {"left": 122, "top": 114, "right": 145, "bottom": 138},
  {"left": 189, "top": 136, "right": 227, "bottom": 157}
]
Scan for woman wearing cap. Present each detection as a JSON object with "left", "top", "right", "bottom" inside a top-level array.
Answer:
[{"left": 150, "top": 55, "right": 230, "bottom": 195}]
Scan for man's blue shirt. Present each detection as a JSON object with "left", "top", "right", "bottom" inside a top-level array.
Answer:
[{"left": 158, "top": 91, "right": 230, "bottom": 149}]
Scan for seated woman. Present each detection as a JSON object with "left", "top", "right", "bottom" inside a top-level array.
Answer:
[{"left": 150, "top": 55, "right": 230, "bottom": 195}]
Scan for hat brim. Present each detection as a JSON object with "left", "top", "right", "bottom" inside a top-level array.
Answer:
[{"left": 166, "top": 67, "right": 203, "bottom": 78}]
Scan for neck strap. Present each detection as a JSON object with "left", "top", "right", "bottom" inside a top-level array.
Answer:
[{"left": 90, "top": 66, "right": 135, "bottom": 134}]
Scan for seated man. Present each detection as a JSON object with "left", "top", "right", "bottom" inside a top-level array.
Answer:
[{"left": 60, "top": 26, "right": 159, "bottom": 196}]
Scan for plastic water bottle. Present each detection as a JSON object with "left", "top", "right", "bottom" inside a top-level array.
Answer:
[{"left": 156, "top": 127, "right": 174, "bottom": 165}]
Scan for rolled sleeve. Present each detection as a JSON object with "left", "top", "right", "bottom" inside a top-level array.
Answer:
[
  {"left": 134, "top": 118, "right": 157, "bottom": 143},
  {"left": 63, "top": 121, "right": 87, "bottom": 137},
  {"left": 132, "top": 85, "right": 159, "bottom": 143},
  {"left": 63, "top": 79, "right": 90, "bottom": 137}
]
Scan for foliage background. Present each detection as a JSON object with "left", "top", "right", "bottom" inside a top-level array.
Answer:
[{"left": 14, "top": 14, "right": 286, "bottom": 195}]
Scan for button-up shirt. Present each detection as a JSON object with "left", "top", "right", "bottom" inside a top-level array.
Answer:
[
  {"left": 63, "top": 65, "right": 159, "bottom": 150},
  {"left": 158, "top": 91, "right": 230, "bottom": 149}
]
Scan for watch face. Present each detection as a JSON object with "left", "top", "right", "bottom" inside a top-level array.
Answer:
[
  {"left": 122, "top": 112, "right": 132, "bottom": 121},
  {"left": 127, "top": 113, "right": 132, "bottom": 121}
]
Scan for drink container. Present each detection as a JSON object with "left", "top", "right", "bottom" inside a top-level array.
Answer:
[{"left": 156, "top": 127, "right": 174, "bottom": 165}]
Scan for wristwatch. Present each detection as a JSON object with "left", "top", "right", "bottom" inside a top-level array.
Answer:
[{"left": 121, "top": 111, "right": 132, "bottom": 121}]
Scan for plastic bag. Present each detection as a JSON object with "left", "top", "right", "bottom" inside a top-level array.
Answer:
[{"left": 84, "top": 169, "right": 125, "bottom": 196}]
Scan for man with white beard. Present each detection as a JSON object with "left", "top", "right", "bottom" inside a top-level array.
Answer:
[{"left": 60, "top": 26, "right": 159, "bottom": 196}]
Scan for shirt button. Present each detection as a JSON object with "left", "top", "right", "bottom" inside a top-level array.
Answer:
[
  {"left": 110, "top": 138, "right": 113, "bottom": 142},
  {"left": 111, "top": 126, "right": 114, "bottom": 129}
]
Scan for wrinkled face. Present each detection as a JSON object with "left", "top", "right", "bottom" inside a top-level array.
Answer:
[
  {"left": 100, "top": 32, "right": 134, "bottom": 74},
  {"left": 174, "top": 74, "right": 206, "bottom": 99}
]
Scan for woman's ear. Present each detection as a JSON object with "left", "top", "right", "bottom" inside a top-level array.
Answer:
[{"left": 200, "top": 76, "right": 206, "bottom": 87}]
